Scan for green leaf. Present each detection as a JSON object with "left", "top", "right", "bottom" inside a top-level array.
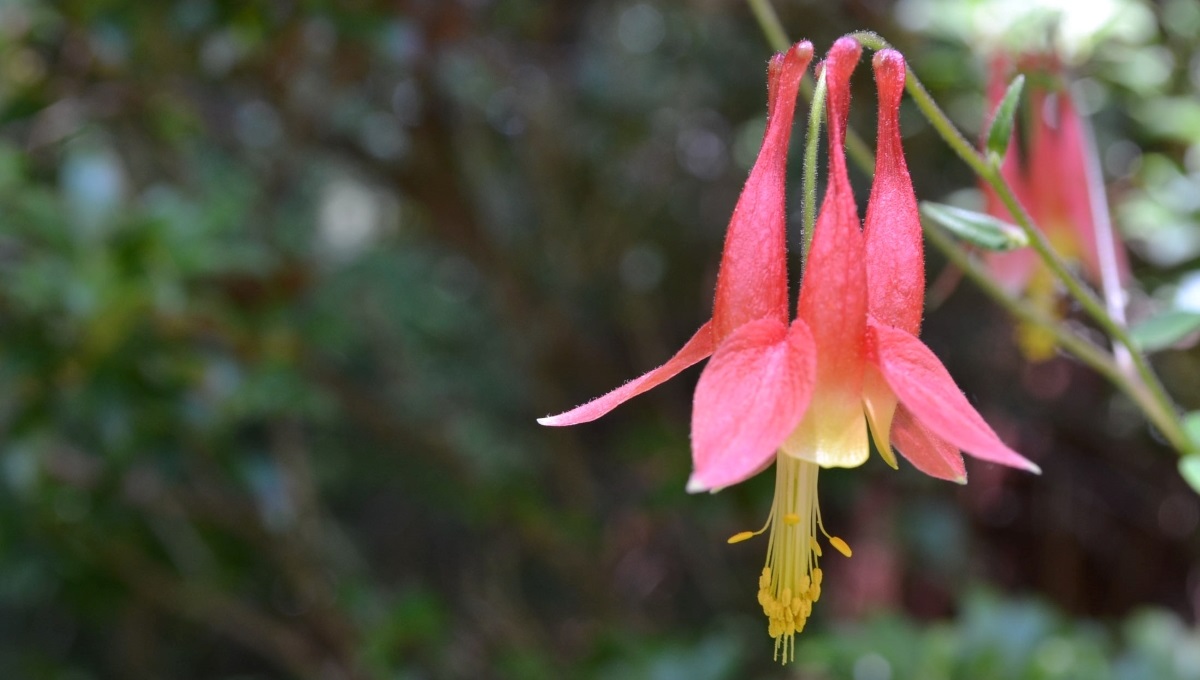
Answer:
[
  {"left": 1129, "top": 309, "right": 1200, "bottom": 352},
  {"left": 1179, "top": 456, "right": 1200, "bottom": 495},
  {"left": 920, "top": 201, "right": 1029, "bottom": 251},
  {"left": 986, "top": 75, "right": 1025, "bottom": 163},
  {"left": 1184, "top": 411, "right": 1200, "bottom": 454}
]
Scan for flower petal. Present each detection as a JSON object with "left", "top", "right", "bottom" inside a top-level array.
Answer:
[
  {"left": 687, "top": 318, "right": 816, "bottom": 492},
  {"left": 797, "top": 37, "right": 866, "bottom": 410},
  {"left": 713, "top": 41, "right": 813, "bottom": 340},
  {"left": 867, "top": 320, "right": 1040, "bottom": 473},
  {"left": 1030, "top": 87, "right": 1130, "bottom": 286},
  {"left": 985, "top": 248, "right": 1040, "bottom": 294},
  {"left": 890, "top": 404, "right": 966, "bottom": 482},
  {"left": 781, "top": 382, "right": 870, "bottom": 468},
  {"left": 862, "top": 363, "right": 899, "bottom": 469},
  {"left": 538, "top": 321, "right": 714, "bottom": 426},
  {"left": 864, "top": 50, "right": 923, "bottom": 336}
]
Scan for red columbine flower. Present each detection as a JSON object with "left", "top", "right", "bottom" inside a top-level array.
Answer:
[
  {"left": 982, "top": 54, "right": 1131, "bottom": 359},
  {"left": 541, "top": 37, "right": 1039, "bottom": 664},
  {"left": 745, "top": 41, "right": 1039, "bottom": 663}
]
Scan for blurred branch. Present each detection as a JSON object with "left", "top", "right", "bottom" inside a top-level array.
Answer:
[
  {"left": 41, "top": 442, "right": 367, "bottom": 678},
  {"left": 922, "top": 223, "right": 1122, "bottom": 384},
  {"left": 747, "top": 0, "right": 789, "bottom": 53},
  {"left": 270, "top": 421, "right": 363, "bottom": 669},
  {"left": 94, "top": 538, "right": 356, "bottom": 680}
]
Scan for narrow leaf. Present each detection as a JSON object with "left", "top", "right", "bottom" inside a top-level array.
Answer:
[
  {"left": 986, "top": 74, "right": 1024, "bottom": 162},
  {"left": 1184, "top": 411, "right": 1200, "bottom": 454},
  {"left": 1129, "top": 309, "right": 1200, "bottom": 352},
  {"left": 920, "top": 201, "right": 1029, "bottom": 251},
  {"left": 1179, "top": 455, "right": 1200, "bottom": 495}
]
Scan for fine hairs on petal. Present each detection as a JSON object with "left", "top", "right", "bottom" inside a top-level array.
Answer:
[
  {"left": 689, "top": 319, "right": 816, "bottom": 492},
  {"left": 864, "top": 49, "right": 924, "bottom": 336},
  {"left": 788, "top": 37, "right": 870, "bottom": 471},
  {"left": 537, "top": 322, "right": 715, "bottom": 426},
  {"left": 539, "top": 43, "right": 815, "bottom": 432},
  {"left": 867, "top": 320, "right": 1040, "bottom": 474},
  {"left": 712, "top": 41, "right": 813, "bottom": 339}
]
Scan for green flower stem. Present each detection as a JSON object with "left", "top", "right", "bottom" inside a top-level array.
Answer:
[
  {"left": 747, "top": 0, "right": 790, "bottom": 52},
  {"left": 801, "top": 69, "right": 828, "bottom": 271},
  {"left": 746, "top": 14, "right": 1188, "bottom": 452},
  {"left": 923, "top": 223, "right": 1118, "bottom": 377},
  {"left": 923, "top": 223, "right": 1187, "bottom": 451},
  {"left": 886, "top": 49, "right": 1188, "bottom": 453}
]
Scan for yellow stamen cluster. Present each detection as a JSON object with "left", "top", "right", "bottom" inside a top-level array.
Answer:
[{"left": 729, "top": 454, "right": 851, "bottom": 664}]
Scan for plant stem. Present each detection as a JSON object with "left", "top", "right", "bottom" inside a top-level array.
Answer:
[
  {"left": 1073, "top": 82, "right": 1133, "bottom": 374},
  {"left": 924, "top": 224, "right": 1116, "bottom": 380},
  {"left": 923, "top": 224, "right": 1187, "bottom": 450},
  {"left": 849, "top": 31, "right": 1190, "bottom": 454},
  {"left": 801, "top": 70, "right": 828, "bottom": 271},
  {"left": 747, "top": 0, "right": 790, "bottom": 52},
  {"left": 918, "top": 91, "right": 1187, "bottom": 450},
  {"left": 749, "top": 12, "right": 1189, "bottom": 453}
]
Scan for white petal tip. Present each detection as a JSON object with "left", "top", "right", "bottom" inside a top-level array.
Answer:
[
  {"left": 1025, "top": 461, "right": 1042, "bottom": 475},
  {"left": 953, "top": 475, "right": 968, "bottom": 485},
  {"left": 685, "top": 476, "right": 709, "bottom": 494},
  {"left": 537, "top": 416, "right": 562, "bottom": 426}
]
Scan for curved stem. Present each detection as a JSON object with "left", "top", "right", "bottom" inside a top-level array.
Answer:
[
  {"left": 924, "top": 223, "right": 1118, "bottom": 380},
  {"left": 747, "top": 0, "right": 790, "bottom": 52},
  {"left": 748, "top": 15, "right": 1189, "bottom": 453},
  {"left": 801, "top": 70, "right": 828, "bottom": 271},
  {"left": 850, "top": 32, "right": 1190, "bottom": 454},
  {"left": 923, "top": 223, "right": 1185, "bottom": 449}
]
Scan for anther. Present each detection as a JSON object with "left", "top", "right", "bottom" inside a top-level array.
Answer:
[
  {"left": 728, "top": 531, "right": 756, "bottom": 544},
  {"left": 829, "top": 535, "right": 853, "bottom": 558}
]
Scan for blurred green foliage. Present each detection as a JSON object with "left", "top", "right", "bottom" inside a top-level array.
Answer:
[
  {"left": 0, "top": 0, "right": 1198, "bottom": 678},
  {"left": 797, "top": 592, "right": 1200, "bottom": 680}
]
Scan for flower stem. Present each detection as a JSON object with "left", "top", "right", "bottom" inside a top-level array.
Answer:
[
  {"left": 747, "top": 15, "right": 1190, "bottom": 453},
  {"left": 849, "top": 31, "right": 1190, "bottom": 455},
  {"left": 924, "top": 225, "right": 1114, "bottom": 387},
  {"left": 923, "top": 223, "right": 1186, "bottom": 450},
  {"left": 801, "top": 70, "right": 827, "bottom": 271},
  {"left": 1073, "top": 82, "right": 1133, "bottom": 374},
  {"left": 747, "top": 0, "right": 790, "bottom": 52}
]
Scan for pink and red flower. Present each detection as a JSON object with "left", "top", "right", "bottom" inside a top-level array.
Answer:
[
  {"left": 983, "top": 54, "right": 1131, "bottom": 358},
  {"left": 540, "top": 37, "right": 1038, "bottom": 662}
]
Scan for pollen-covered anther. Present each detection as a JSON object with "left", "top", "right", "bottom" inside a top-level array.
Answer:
[
  {"left": 727, "top": 531, "right": 756, "bottom": 544},
  {"left": 829, "top": 535, "right": 853, "bottom": 558}
]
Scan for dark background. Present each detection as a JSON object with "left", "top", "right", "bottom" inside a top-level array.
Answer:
[{"left": 0, "top": 0, "right": 1198, "bottom": 678}]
